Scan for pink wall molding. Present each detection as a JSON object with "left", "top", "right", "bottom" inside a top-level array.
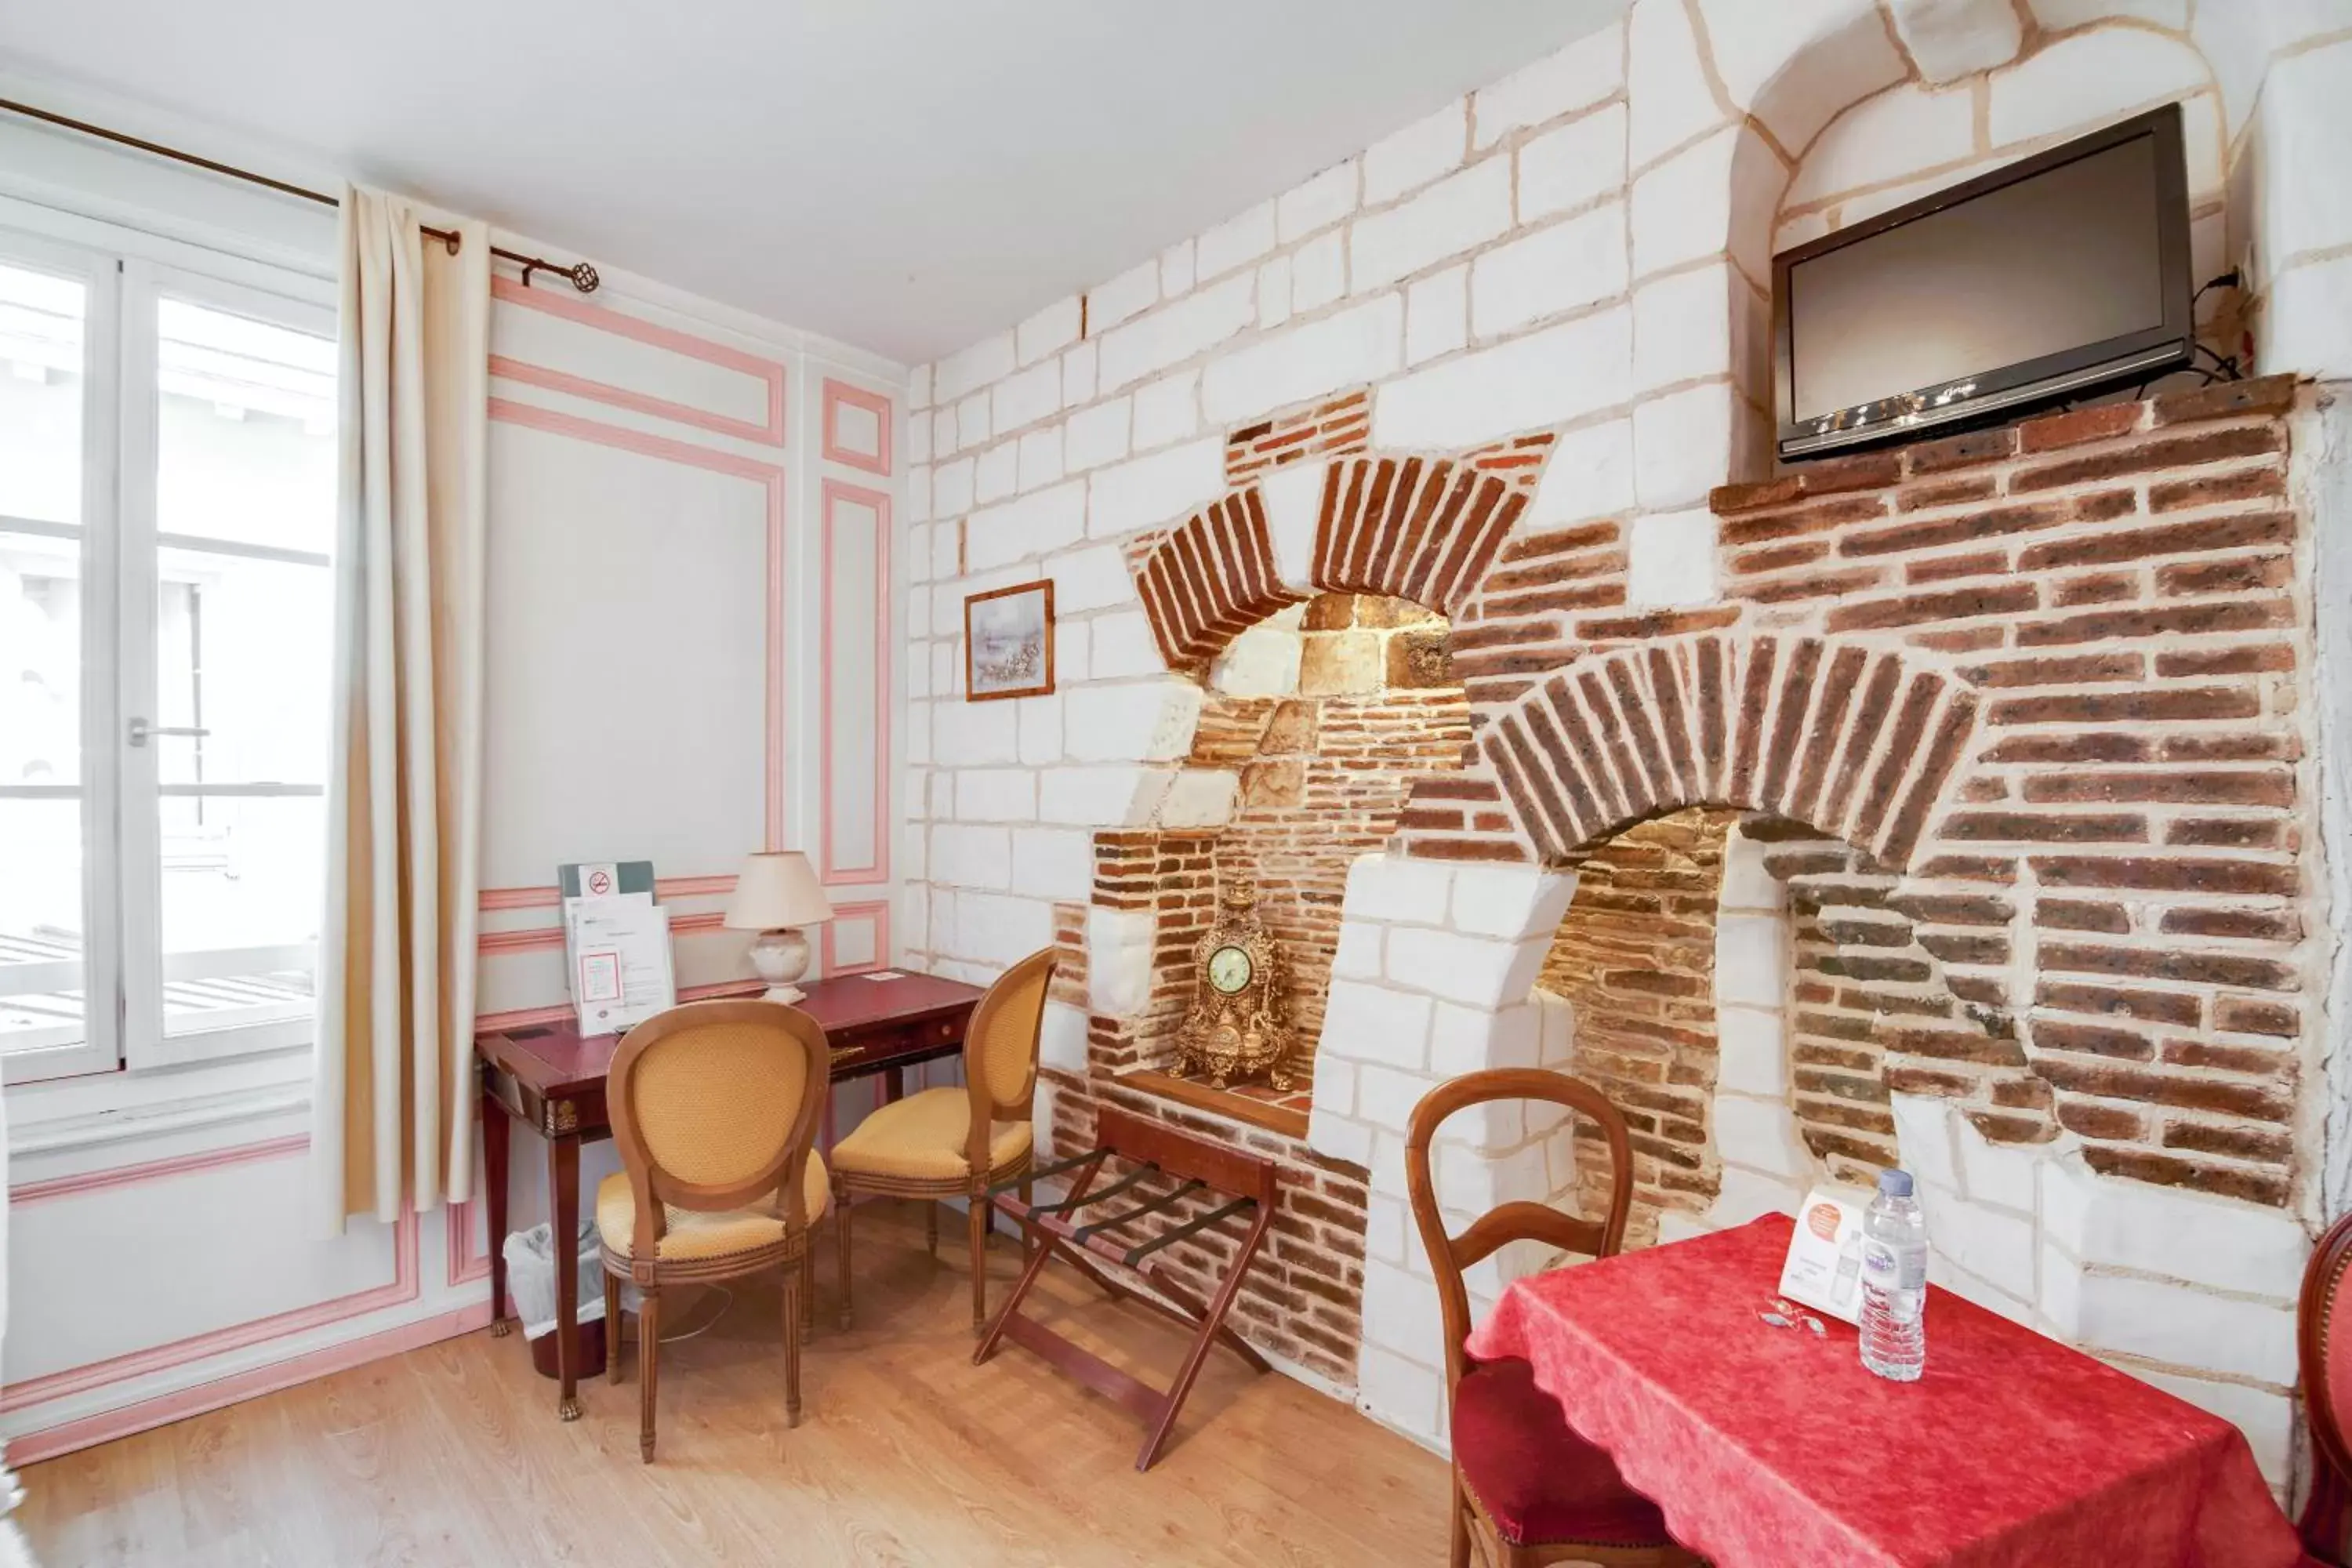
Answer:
[
  {"left": 9, "top": 1134, "right": 310, "bottom": 1207},
  {"left": 477, "top": 907, "right": 728, "bottom": 957},
  {"left": 821, "top": 478, "right": 895, "bottom": 886},
  {"left": 478, "top": 872, "right": 741, "bottom": 914},
  {"left": 445, "top": 1199, "right": 492, "bottom": 1290},
  {"left": 488, "top": 275, "right": 786, "bottom": 447},
  {"left": 820, "top": 900, "right": 893, "bottom": 976},
  {"left": 820, "top": 377, "right": 894, "bottom": 474}
]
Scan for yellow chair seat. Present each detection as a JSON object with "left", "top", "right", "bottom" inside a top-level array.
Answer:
[
  {"left": 597, "top": 1152, "right": 832, "bottom": 1264},
  {"left": 829, "top": 1087, "right": 1033, "bottom": 1184}
]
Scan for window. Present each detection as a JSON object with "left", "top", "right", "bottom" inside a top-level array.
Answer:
[{"left": 0, "top": 210, "right": 336, "bottom": 1082}]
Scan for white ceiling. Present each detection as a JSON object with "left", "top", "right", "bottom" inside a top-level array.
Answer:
[{"left": 0, "top": 2, "right": 1627, "bottom": 365}]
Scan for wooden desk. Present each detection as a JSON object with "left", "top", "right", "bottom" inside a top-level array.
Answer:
[{"left": 476, "top": 971, "right": 984, "bottom": 1421}]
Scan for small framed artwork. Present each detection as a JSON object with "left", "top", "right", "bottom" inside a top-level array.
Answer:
[{"left": 965, "top": 579, "right": 1056, "bottom": 701}]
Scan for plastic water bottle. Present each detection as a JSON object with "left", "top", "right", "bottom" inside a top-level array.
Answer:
[{"left": 1859, "top": 1168, "right": 1929, "bottom": 1382}]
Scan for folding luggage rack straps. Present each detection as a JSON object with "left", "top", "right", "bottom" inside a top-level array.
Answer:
[{"left": 973, "top": 1104, "right": 1282, "bottom": 1472}]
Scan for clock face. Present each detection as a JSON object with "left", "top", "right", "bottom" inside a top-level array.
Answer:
[{"left": 1207, "top": 944, "right": 1254, "bottom": 995}]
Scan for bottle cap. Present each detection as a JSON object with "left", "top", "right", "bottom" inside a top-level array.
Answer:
[{"left": 1877, "top": 1168, "right": 1915, "bottom": 1198}]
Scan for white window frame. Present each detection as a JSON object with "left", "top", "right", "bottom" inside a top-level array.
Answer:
[{"left": 0, "top": 194, "right": 336, "bottom": 1084}]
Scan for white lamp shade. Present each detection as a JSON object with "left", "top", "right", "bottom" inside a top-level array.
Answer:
[{"left": 723, "top": 851, "right": 834, "bottom": 931}]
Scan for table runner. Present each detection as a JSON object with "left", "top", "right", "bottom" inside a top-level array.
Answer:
[{"left": 1465, "top": 1214, "right": 2299, "bottom": 1567}]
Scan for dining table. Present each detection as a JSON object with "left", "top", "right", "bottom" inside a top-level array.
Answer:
[{"left": 1465, "top": 1212, "right": 2302, "bottom": 1568}]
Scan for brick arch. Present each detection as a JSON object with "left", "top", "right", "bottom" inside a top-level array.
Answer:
[
  {"left": 1131, "top": 444, "right": 1548, "bottom": 670},
  {"left": 1480, "top": 631, "right": 1980, "bottom": 873}
]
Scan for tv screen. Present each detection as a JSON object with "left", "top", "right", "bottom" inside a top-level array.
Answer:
[{"left": 1773, "top": 104, "right": 2192, "bottom": 460}]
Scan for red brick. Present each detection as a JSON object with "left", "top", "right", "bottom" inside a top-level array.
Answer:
[
  {"left": 2148, "top": 373, "right": 2296, "bottom": 426},
  {"left": 2011, "top": 425, "right": 2284, "bottom": 492},
  {"left": 2016, "top": 401, "right": 2144, "bottom": 452},
  {"left": 1824, "top": 582, "right": 2038, "bottom": 633}
]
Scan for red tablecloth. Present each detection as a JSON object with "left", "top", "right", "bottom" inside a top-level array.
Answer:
[{"left": 1464, "top": 1214, "right": 2299, "bottom": 1568}]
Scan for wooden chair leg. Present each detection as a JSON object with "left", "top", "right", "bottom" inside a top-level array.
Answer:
[
  {"left": 637, "top": 1287, "right": 662, "bottom": 1464},
  {"left": 1019, "top": 1175, "right": 1034, "bottom": 1263},
  {"left": 800, "top": 1248, "right": 816, "bottom": 1339},
  {"left": 926, "top": 1200, "right": 939, "bottom": 1257},
  {"left": 782, "top": 1258, "right": 804, "bottom": 1430},
  {"left": 604, "top": 1272, "right": 623, "bottom": 1385},
  {"left": 1448, "top": 1474, "right": 1472, "bottom": 1568},
  {"left": 835, "top": 1177, "right": 855, "bottom": 1330},
  {"left": 967, "top": 1190, "right": 989, "bottom": 1334}
]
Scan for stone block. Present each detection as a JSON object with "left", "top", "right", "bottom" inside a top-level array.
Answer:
[
  {"left": 2029, "top": 0, "right": 2186, "bottom": 30},
  {"left": 1387, "top": 927, "right": 1548, "bottom": 1010},
  {"left": 1160, "top": 238, "right": 1196, "bottom": 299},
  {"left": 1036, "top": 764, "right": 1174, "bottom": 826},
  {"left": 1449, "top": 863, "right": 1579, "bottom": 942},
  {"left": 1364, "top": 1192, "right": 1410, "bottom": 1265},
  {"left": 1308, "top": 1102, "right": 1375, "bottom": 1170},
  {"left": 1200, "top": 295, "right": 1404, "bottom": 426},
  {"left": 1630, "top": 125, "right": 1769, "bottom": 282},
  {"left": 1291, "top": 230, "right": 1347, "bottom": 314},
  {"left": 1363, "top": 98, "right": 1469, "bottom": 205},
  {"left": 2039, "top": 1154, "right": 2307, "bottom": 1301},
  {"left": 1256, "top": 254, "right": 1292, "bottom": 330},
  {"left": 1062, "top": 397, "right": 1131, "bottom": 474},
  {"left": 1061, "top": 679, "right": 1203, "bottom": 764},
  {"left": 1354, "top": 1343, "right": 1446, "bottom": 1446},
  {"left": 1061, "top": 339, "right": 1098, "bottom": 407},
  {"left": 1209, "top": 620, "right": 1302, "bottom": 696},
  {"left": 1352, "top": 158, "right": 1512, "bottom": 294},
  {"left": 1699, "top": 0, "right": 1908, "bottom": 155},
  {"left": 1788, "top": 80, "right": 1976, "bottom": 209},
  {"left": 1198, "top": 199, "right": 1276, "bottom": 281},
  {"left": 908, "top": 362, "right": 933, "bottom": 412},
  {"left": 1474, "top": 21, "right": 1624, "bottom": 148},
  {"left": 1298, "top": 630, "right": 1385, "bottom": 695},
  {"left": 1050, "top": 543, "right": 1139, "bottom": 616},
  {"left": 1356, "top": 1063, "right": 1438, "bottom": 1135},
  {"left": 1535, "top": 990, "right": 1576, "bottom": 1066},
  {"left": 1322, "top": 979, "right": 1434, "bottom": 1069},
  {"left": 1628, "top": 0, "right": 1729, "bottom": 169},
  {"left": 1432, "top": 1000, "right": 1541, "bottom": 1076},
  {"left": 1886, "top": 0, "right": 2024, "bottom": 83},
  {"left": 1258, "top": 460, "right": 1326, "bottom": 590},
  {"left": 1090, "top": 256, "right": 1159, "bottom": 334},
  {"left": 1951, "top": 1112, "right": 2040, "bottom": 1213},
  {"left": 2266, "top": 255, "right": 2352, "bottom": 382},
  {"left": 1344, "top": 853, "right": 1458, "bottom": 926},
  {"left": 1627, "top": 507, "right": 1722, "bottom": 610},
  {"left": 1087, "top": 610, "right": 1164, "bottom": 678},
  {"left": 1132, "top": 370, "right": 1200, "bottom": 452},
  {"left": 1715, "top": 1007, "right": 1788, "bottom": 1096},
  {"left": 935, "top": 330, "right": 1014, "bottom": 406},
  {"left": 1889, "top": 1091, "right": 1962, "bottom": 1193},
  {"left": 1633, "top": 262, "right": 1739, "bottom": 395},
  {"left": 993, "top": 359, "right": 1062, "bottom": 435},
  {"left": 931, "top": 823, "right": 1011, "bottom": 887},
  {"left": 1372, "top": 306, "right": 1632, "bottom": 451},
  {"left": 1010, "top": 826, "right": 1091, "bottom": 900},
  {"left": 1037, "top": 999, "right": 1088, "bottom": 1075},
  {"left": 1086, "top": 906, "right": 1156, "bottom": 1015},
  {"left": 1524, "top": 416, "right": 1635, "bottom": 528},
  {"left": 1927, "top": 1251, "right": 2034, "bottom": 1327},
  {"left": 1331, "top": 919, "right": 1383, "bottom": 982},
  {"left": 1519, "top": 102, "right": 1628, "bottom": 225},
  {"left": 906, "top": 416, "right": 933, "bottom": 467},
  {"left": 1087, "top": 437, "right": 1225, "bottom": 539},
  {"left": 1279, "top": 158, "right": 1359, "bottom": 242},
  {"left": 1715, "top": 1095, "right": 1812, "bottom": 1178},
  {"left": 1718, "top": 827, "right": 1784, "bottom": 912},
  {"left": 1016, "top": 426, "right": 1063, "bottom": 492},
  {"left": 935, "top": 699, "right": 1020, "bottom": 765},
  {"left": 1988, "top": 30, "right": 2209, "bottom": 148},
  {"left": 1634, "top": 382, "right": 1740, "bottom": 511},
  {"left": 967, "top": 480, "right": 1086, "bottom": 572},
  {"left": 954, "top": 767, "right": 1036, "bottom": 822},
  {"left": 945, "top": 890, "right": 1055, "bottom": 968},
  {"left": 1470, "top": 201, "right": 1628, "bottom": 341},
  {"left": 933, "top": 456, "right": 975, "bottom": 518},
  {"left": 1405, "top": 264, "right": 1468, "bottom": 367},
  {"left": 2066, "top": 1271, "right": 2296, "bottom": 1386},
  {"left": 1016, "top": 695, "right": 1063, "bottom": 765},
  {"left": 956, "top": 392, "right": 990, "bottom": 451},
  {"left": 1708, "top": 1164, "right": 1806, "bottom": 1227},
  {"left": 1095, "top": 274, "right": 1255, "bottom": 394},
  {"left": 1016, "top": 296, "right": 1082, "bottom": 368},
  {"left": 1919, "top": 1177, "right": 2037, "bottom": 1301},
  {"left": 1157, "top": 767, "right": 1240, "bottom": 828}
]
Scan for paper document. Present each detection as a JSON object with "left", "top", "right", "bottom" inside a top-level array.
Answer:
[
  {"left": 1777, "top": 1185, "right": 1871, "bottom": 1325},
  {"left": 568, "top": 897, "right": 677, "bottom": 1035}
]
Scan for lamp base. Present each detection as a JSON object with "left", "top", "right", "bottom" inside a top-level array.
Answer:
[{"left": 748, "top": 927, "right": 812, "bottom": 1004}]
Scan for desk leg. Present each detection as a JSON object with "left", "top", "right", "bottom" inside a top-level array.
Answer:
[
  {"left": 550, "top": 1131, "right": 583, "bottom": 1421},
  {"left": 484, "top": 1096, "right": 511, "bottom": 1337},
  {"left": 884, "top": 1066, "right": 906, "bottom": 1105}
]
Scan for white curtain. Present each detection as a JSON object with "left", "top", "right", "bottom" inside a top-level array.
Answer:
[{"left": 310, "top": 187, "right": 491, "bottom": 1233}]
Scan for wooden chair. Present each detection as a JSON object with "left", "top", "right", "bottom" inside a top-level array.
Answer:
[
  {"left": 832, "top": 949, "right": 1054, "bottom": 1332},
  {"left": 597, "top": 999, "right": 831, "bottom": 1462},
  {"left": 2300, "top": 1209, "right": 2352, "bottom": 1564},
  {"left": 1406, "top": 1069, "right": 1704, "bottom": 1568}
]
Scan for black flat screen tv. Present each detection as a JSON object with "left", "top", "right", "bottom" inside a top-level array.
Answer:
[{"left": 1772, "top": 103, "right": 2193, "bottom": 461}]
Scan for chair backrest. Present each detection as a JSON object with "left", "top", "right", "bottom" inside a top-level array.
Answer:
[
  {"left": 962, "top": 948, "right": 1057, "bottom": 1171},
  {"left": 607, "top": 1000, "right": 829, "bottom": 1261},
  {"left": 2303, "top": 1210, "right": 2352, "bottom": 1496},
  {"left": 1405, "top": 1068, "right": 1634, "bottom": 1396}
]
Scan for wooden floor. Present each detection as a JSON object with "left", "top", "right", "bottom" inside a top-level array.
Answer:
[{"left": 20, "top": 1203, "right": 1449, "bottom": 1567}]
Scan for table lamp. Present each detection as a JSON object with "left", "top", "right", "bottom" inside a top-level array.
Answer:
[{"left": 723, "top": 851, "right": 834, "bottom": 1004}]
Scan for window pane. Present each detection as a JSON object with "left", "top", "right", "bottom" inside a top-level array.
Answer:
[
  {"left": 0, "top": 261, "right": 86, "bottom": 528},
  {"left": 159, "top": 793, "right": 319, "bottom": 1042},
  {"left": 0, "top": 797, "right": 87, "bottom": 1055},
  {"left": 2, "top": 527, "right": 82, "bottom": 787},
  {"left": 152, "top": 546, "right": 331, "bottom": 788},
  {"left": 155, "top": 298, "right": 335, "bottom": 555}
]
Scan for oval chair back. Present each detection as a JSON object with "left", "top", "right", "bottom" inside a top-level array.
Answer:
[
  {"left": 1404, "top": 1068, "right": 1634, "bottom": 1397},
  {"left": 607, "top": 999, "right": 830, "bottom": 1276},
  {"left": 961, "top": 948, "right": 1056, "bottom": 1177},
  {"left": 2301, "top": 1209, "right": 2352, "bottom": 1563}
]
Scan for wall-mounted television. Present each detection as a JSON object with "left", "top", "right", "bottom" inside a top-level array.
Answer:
[{"left": 1772, "top": 103, "right": 2193, "bottom": 461}]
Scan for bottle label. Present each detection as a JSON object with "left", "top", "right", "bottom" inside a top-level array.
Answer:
[{"left": 1860, "top": 1239, "right": 1926, "bottom": 1292}]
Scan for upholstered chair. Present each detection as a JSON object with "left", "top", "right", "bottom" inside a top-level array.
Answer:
[
  {"left": 597, "top": 1000, "right": 832, "bottom": 1463},
  {"left": 830, "top": 948, "right": 1054, "bottom": 1333},
  {"left": 2300, "top": 1209, "right": 2352, "bottom": 1564},
  {"left": 1406, "top": 1069, "right": 1705, "bottom": 1568}
]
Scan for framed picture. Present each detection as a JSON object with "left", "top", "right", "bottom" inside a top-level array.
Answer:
[{"left": 964, "top": 579, "right": 1056, "bottom": 701}]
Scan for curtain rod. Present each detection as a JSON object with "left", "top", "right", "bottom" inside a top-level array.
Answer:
[{"left": 0, "top": 95, "right": 600, "bottom": 293}]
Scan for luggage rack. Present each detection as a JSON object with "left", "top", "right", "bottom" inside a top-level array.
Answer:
[{"left": 972, "top": 1104, "right": 1279, "bottom": 1472}]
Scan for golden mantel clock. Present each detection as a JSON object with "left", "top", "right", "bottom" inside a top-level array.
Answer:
[{"left": 1173, "top": 880, "right": 1298, "bottom": 1090}]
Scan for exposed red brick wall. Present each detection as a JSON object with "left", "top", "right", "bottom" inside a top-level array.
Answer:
[{"left": 1225, "top": 390, "right": 1370, "bottom": 485}]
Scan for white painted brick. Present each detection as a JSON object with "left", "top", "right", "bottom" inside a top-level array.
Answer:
[
  {"left": 1631, "top": 125, "right": 1773, "bottom": 282},
  {"left": 1017, "top": 691, "right": 1064, "bottom": 765},
  {"left": 1524, "top": 417, "right": 1635, "bottom": 528},
  {"left": 1257, "top": 254, "right": 1292, "bottom": 330},
  {"left": 1291, "top": 231, "right": 1347, "bottom": 314},
  {"left": 1157, "top": 768, "right": 1240, "bottom": 828},
  {"left": 1373, "top": 305, "right": 1632, "bottom": 451},
  {"left": 966, "top": 480, "right": 1086, "bottom": 572},
  {"left": 1385, "top": 927, "right": 1539, "bottom": 1009},
  {"left": 1474, "top": 21, "right": 1624, "bottom": 147},
  {"left": 906, "top": 414, "right": 933, "bottom": 466},
  {"left": 2263, "top": 42, "right": 2352, "bottom": 265},
  {"left": 975, "top": 441, "right": 1018, "bottom": 504},
  {"left": 1331, "top": 919, "right": 1383, "bottom": 982},
  {"left": 2039, "top": 1156, "right": 2307, "bottom": 1301},
  {"left": 1988, "top": 29, "right": 2207, "bottom": 147},
  {"left": 1469, "top": 202, "right": 1628, "bottom": 339},
  {"left": 1919, "top": 1178, "right": 2037, "bottom": 1301},
  {"left": 934, "top": 699, "right": 1018, "bottom": 764},
  {"left": 933, "top": 456, "right": 975, "bottom": 518},
  {"left": 1038, "top": 1000, "right": 1088, "bottom": 1075},
  {"left": 1016, "top": 296, "right": 1082, "bottom": 367},
  {"left": 1355, "top": 1343, "right": 1444, "bottom": 1445},
  {"left": 1787, "top": 79, "right": 1975, "bottom": 207},
  {"left": 1037, "top": 764, "right": 1174, "bottom": 827},
  {"left": 993, "top": 358, "right": 1062, "bottom": 434},
  {"left": 1719, "top": 828, "right": 1785, "bottom": 912},
  {"left": 943, "top": 890, "right": 1055, "bottom": 968},
  {"left": 1432, "top": 1000, "right": 1541, "bottom": 1076},
  {"left": 1715, "top": 1007, "right": 1788, "bottom": 1096},
  {"left": 1017, "top": 426, "right": 1064, "bottom": 492},
  {"left": 1011, "top": 825, "right": 1091, "bottom": 900},
  {"left": 1449, "top": 864, "right": 1578, "bottom": 941},
  {"left": 1315, "top": 1057, "right": 1358, "bottom": 1120},
  {"left": 1087, "top": 609, "right": 1165, "bottom": 677},
  {"left": 1519, "top": 101, "right": 1628, "bottom": 223},
  {"left": 1356, "top": 1063, "right": 1436, "bottom": 1135},
  {"left": 1259, "top": 460, "right": 1326, "bottom": 590},
  {"left": 1096, "top": 273, "right": 1254, "bottom": 393},
  {"left": 1633, "top": 263, "right": 1740, "bottom": 394},
  {"left": 1200, "top": 295, "right": 1403, "bottom": 426},
  {"left": 955, "top": 767, "right": 1036, "bottom": 822},
  {"left": 1537, "top": 993, "right": 1574, "bottom": 1065},
  {"left": 2067, "top": 1272, "right": 2295, "bottom": 1386},
  {"left": 1132, "top": 371, "right": 1200, "bottom": 451},
  {"left": 1063, "top": 396, "right": 1131, "bottom": 473},
  {"left": 1352, "top": 159, "right": 1512, "bottom": 294},
  {"left": 1364, "top": 1192, "right": 1410, "bottom": 1265},
  {"left": 1061, "top": 339, "right": 1098, "bottom": 408},
  {"left": 1279, "top": 159, "right": 1359, "bottom": 242},
  {"left": 1886, "top": 0, "right": 2024, "bottom": 85},
  {"left": 1087, "top": 906, "right": 1156, "bottom": 1014},
  {"left": 1087, "top": 437, "right": 1224, "bottom": 538},
  {"left": 1322, "top": 979, "right": 1433, "bottom": 1069},
  {"left": 1060, "top": 678, "right": 1203, "bottom": 764},
  {"left": 1051, "top": 542, "right": 1139, "bottom": 613},
  {"left": 2029, "top": 0, "right": 2186, "bottom": 27},
  {"left": 931, "top": 408, "right": 958, "bottom": 461},
  {"left": 931, "top": 823, "right": 1011, "bottom": 886},
  {"left": 2264, "top": 255, "right": 2352, "bottom": 383},
  {"left": 1714, "top": 1095, "right": 1813, "bottom": 1179},
  {"left": 1633, "top": 381, "right": 1739, "bottom": 510},
  {"left": 1344, "top": 854, "right": 1457, "bottom": 925},
  {"left": 935, "top": 331, "right": 1015, "bottom": 405},
  {"left": 1208, "top": 619, "right": 1301, "bottom": 696},
  {"left": 1197, "top": 199, "right": 1276, "bottom": 281},
  {"left": 908, "top": 363, "right": 933, "bottom": 411},
  {"left": 1160, "top": 238, "right": 1196, "bottom": 298},
  {"left": 1705, "top": 1164, "right": 1806, "bottom": 1227},
  {"left": 1698, "top": 0, "right": 1907, "bottom": 155},
  {"left": 1628, "top": 0, "right": 1729, "bottom": 169},
  {"left": 1951, "top": 1113, "right": 2039, "bottom": 1214},
  {"left": 1363, "top": 98, "right": 1468, "bottom": 205},
  {"left": 1405, "top": 265, "right": 1468, "bottom": 367},
  {"left": 906, "top": 699, "right": 933, "bottom": 764},
  {"left": 1089, "top": 257, "right": 1159, "bottom": 332},
  {"left": 956, "top": 391, "right": 990, "bottom": 451},
  {"left": 908, "top": 461, "right": 935, "bottom": 525},
  {"left": 1308, "top": 1103, "right": 1375, "bottom": 1170}
]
